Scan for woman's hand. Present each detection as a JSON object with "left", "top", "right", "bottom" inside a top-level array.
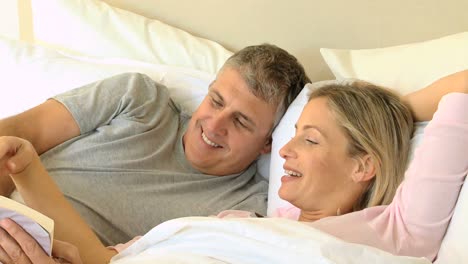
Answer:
[{"left": 0, "top": 218, "right": 83, "bottom": 263}]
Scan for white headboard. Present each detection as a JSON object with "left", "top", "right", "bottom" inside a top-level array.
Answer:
[{"left": 99, "top": 0, "right": 468, "bottom": 81}]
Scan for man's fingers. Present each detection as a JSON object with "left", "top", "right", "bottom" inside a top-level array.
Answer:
[
  {"left": 4, "top": 146, "right": 34, "bottom": 175},
  {"left": 0, "top": 136, "right": 34, "bottom": 175},
  {"left": 52, "top": 240, "right": 83, "bottom": 264},
  {"left": 0, "top": 242, "right": 14, "bottom": 264},
  {"left": 0, "top": 218, "right": 52, "bottom": 264},
  {"left": 0, "top": 222, "right": 32, "bottom": 264},
  {"left": 0, "top": 138, "right": 15, "bottom": 175}
]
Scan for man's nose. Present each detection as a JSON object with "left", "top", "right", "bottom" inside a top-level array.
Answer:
[{"left": 208, "top": 111, "right": 228, "bottom": 136}]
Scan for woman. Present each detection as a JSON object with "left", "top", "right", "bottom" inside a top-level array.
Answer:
[
  {"left": 0, "top": 70, "right": 466, "bottom": 263},
  {"left": 277, "top": 81, "right": 414, "bottom": 221},
  {"left": 274, "top": 78, "right": 467, "bottom": 261}
]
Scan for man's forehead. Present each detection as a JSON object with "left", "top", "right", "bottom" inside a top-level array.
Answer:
[
  {"left": 208, "top": 85, "right": 275, "bottom": 129},
  {"left": 210, "top": 88, "right": 253, "bottom": 116}
]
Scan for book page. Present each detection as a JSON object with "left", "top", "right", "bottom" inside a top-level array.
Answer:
[{"left": 0, "top": 208, "right": 52, "bottom": 255}]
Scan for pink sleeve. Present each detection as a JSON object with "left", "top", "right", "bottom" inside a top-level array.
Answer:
[
  {"left": 309, "top": 93, "right": 468, "bottom": 261},
  {"left": 273, "top": 206, "right": 301, "bottom": 220},
  {"left": 108, "top": 236, "right": 142, "bottom": 253},
  {"left": 380, "top": 92, "right": 468, "bottom": 260},
  {"left": 215, "top": 210, "right": 257, "bottom": 218}
]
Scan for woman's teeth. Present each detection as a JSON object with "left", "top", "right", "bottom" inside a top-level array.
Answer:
[{"left": 285, "top": 170, "right": 302, "bottom": 177}]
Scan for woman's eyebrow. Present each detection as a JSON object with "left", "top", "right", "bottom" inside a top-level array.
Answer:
[{"left": 295, "top": 124, "right": 328, "bottom": 138}]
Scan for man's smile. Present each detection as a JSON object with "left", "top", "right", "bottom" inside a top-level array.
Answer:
[{"left": 202, "top": 132, "right": 221, "bottom": 148}]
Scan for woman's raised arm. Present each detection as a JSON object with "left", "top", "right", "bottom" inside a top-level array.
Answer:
[{"left": 403, "top": 69, "right": 468, "bottom": 121}]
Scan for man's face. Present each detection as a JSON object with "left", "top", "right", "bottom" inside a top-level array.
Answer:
[{"left": 183, "top": 67, "right": 277, "bottom": 176}]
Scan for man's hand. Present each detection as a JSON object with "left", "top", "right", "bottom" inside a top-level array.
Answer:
[
  {"left": 0, "top": 175, "right": 15, "bottom": 197},
  {"left": 0, "top": 136, "right": 34, "bottom": 196},
  {"left": 0, "top": 136, "right": 37, "bottom": 177},
  {"left": 0, "top": 218, "right": 83, "bottom": 264},
  {"left": 0, "top": 136, "right": 115, "bottom": 263}
]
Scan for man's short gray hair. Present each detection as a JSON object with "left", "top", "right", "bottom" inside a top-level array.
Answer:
[{"left": 222, "top": 44, "right": 310, "bottom": 129}]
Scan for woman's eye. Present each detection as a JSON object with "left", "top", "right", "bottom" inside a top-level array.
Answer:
[{"left": 306, "top": 139, "right": 318, "bottom": 145}]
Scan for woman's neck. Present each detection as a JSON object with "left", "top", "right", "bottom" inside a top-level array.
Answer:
[
  {"left": 299, "top": 210, "right": 333, "bottom": 222},
  {"left": 299, "top": 204, "right": 353, "bottom": 222}
]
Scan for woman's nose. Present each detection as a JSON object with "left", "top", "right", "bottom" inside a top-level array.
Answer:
[{"left": 279, "top": 138, "right": 296, "bottom": 159}]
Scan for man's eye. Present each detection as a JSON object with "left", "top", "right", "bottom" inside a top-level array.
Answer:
[
  {"left": 235, "top": 118, "right": 248, "bottom": 128},
  {"left": 211, "top": 98, "right": 223, "bottom": 108}
]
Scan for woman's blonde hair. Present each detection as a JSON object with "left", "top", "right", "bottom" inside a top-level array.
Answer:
[{"left": 308, "top": 81, "right": 414, "bottom": 210}]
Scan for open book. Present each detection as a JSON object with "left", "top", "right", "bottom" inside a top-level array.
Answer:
[{"left": 0, "top": 195, "right": 54, "bottom": 255}]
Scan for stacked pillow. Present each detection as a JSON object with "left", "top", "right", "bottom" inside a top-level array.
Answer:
[
  {"left": 22, "top": 0, "right": 233, "bottom": 74},
  {"left": 320, "top": 31, "right": 468, "bottom": 95},
  {"left": 0, "top": 36, "right": 214, "bottom": 119}
]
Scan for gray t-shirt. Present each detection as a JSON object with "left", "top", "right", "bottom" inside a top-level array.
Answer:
[{"left": 41, "top": 73, "right": 267, "bottom": 245}]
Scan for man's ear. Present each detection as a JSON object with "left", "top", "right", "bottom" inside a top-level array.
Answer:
[
  {"left": 259, "top": 137, "right": 272, "bottom": 154},
  {"left": 351, "top": 154, "right": 377, "bottom": 183}
]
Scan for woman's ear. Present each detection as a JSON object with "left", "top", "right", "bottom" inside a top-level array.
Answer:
[{"left": 351, "top": 154, "right": 377, "bottom": 183}]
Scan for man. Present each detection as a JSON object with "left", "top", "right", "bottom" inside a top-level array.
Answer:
[{"left": 0, "top": 44, "right": 310, "bottom": 245}]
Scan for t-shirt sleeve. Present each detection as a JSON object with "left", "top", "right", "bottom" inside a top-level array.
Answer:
[{"left": 53, "top": 73, "right": 175, "bottom": 134}]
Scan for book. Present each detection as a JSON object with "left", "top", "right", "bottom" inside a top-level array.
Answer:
[{"left": 0, "top": 195, "right": 54, "bottom": 256}]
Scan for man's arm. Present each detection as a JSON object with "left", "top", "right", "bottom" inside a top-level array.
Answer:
[
  {"left": 0, "top": 100, "right": 80, "bottom": 196},
  {"left": 0, "top": 100, "right": 80, "bottom": 154},
  {"left": 403, "top": 69, "right": 468, "bottom": 121}
]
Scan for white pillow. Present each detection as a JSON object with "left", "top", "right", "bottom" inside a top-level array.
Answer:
[
  {"left": 320, "top": 32, "right": 468, "bottom": 95},
  {"left": 26, "top": 0, "right": 233, "bottom": 74},
  {"left": 0, "top": 36, "right": 213, "bottom": 119}
]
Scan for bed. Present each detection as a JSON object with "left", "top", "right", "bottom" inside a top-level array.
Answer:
[{"left": 1, "top": 0, "right": 468, "bottom": 263}]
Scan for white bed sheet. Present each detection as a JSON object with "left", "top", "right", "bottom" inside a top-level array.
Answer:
[{"left": 110, "top": 217, "right": 431, "bottom": 264}]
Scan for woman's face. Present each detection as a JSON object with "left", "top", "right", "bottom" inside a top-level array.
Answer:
[{"left": 278, "top": 97, "right": 361, "bottom": 216}]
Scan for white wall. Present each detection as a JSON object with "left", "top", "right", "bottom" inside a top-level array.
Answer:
[{"left": 0, "top": 0, "right": 19, "bottom": 39}]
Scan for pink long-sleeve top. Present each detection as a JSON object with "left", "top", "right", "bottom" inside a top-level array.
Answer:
[
  {"left": 274, "top": 93, "right": 468, "bottom": 261},
  {"left": 112, "top": 93, "right": 468, "bottom": 261}
]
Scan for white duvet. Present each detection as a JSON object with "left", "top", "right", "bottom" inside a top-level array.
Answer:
[{"left": 110, "top": 217, "right": 430, "bottom": 264}]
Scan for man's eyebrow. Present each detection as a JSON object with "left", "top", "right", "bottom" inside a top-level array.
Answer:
[
  {"left": 210, "top": 89, "right": 224, "bottom": 102},
  {"left": 236, "top": 112, "right": 256, "bottom": 129},
  {"left": 294, "top": 124, "right": 328, "bottom": 138}
]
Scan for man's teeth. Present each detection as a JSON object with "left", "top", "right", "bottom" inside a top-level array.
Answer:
[
  {"left": 202, "top": 133, "right": 221, "bottom": 147},
  {"left": 285, "top": 170, "right": 302, "bottom": 177}
]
